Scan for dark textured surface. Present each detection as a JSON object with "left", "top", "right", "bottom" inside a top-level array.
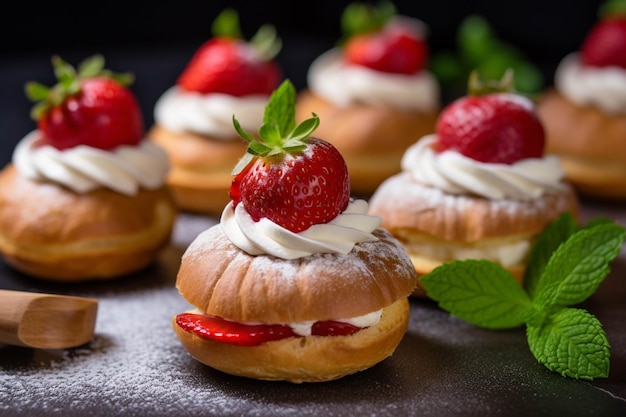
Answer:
[{"left": 0, "top": 203, "right": 625, "bottom": 417}]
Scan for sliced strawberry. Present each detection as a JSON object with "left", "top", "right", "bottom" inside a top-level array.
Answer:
[
  {"left": 230, "top": 80, "right": 350, "bottom": 233},
  {"left": 25, "top": 55, "right": 143, "bottom": 151},
  {"left": 435, "top": 71, "right": 545, "bottom": 164},
  {"left": 580, "top": 17, "right": 626, "bottom": 68},
  {"left": 177, "top": 9, "right": 282, "bottom": 96},
  {"left": 175, "top": 313, "right": 360, "bottom": 347}
]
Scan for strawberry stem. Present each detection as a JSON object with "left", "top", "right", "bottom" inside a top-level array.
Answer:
[
  {"left": 25, "top": 55, "right": 134, "bottom": 121},
  {"left": 467, "top": 68, "right": 514, "bottom": 96},
  {"left": 231, "top": 80, "right": 319, "bottom": 175},
  {"left": 341, "top": 0, "right": 396, "bottom": 39}
]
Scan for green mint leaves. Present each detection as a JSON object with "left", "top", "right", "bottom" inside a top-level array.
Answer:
[
  {"left": 231, "top": 79, "right": 319, "bottom": 175},
  {"left": 420, "top": 212, "right": 626, "bottom": 380}
]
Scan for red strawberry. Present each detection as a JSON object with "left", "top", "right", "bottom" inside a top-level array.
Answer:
[
  {"left": 230, "top": 80, "right": 350, "bottom": 233},
  {"left": 435, "top": 71, "right": 545, "bottom": 164},
  {"left": 25, "top": 55, "right": 143, "bottom": 151},
  {"left": 341, "top": 2, "right": 428, "bottom": 74},
  {"left": 177, "top": 9, "right": 282, "bottom": 96},
  {"left": 345, "top": 27, "right": 428, "bottom": 74},
  {"left": 580, "top": 17, "right": 626, "bottom": 68},
  {"left": 175, "top": 313, "right": 359, "bottom": 347}
]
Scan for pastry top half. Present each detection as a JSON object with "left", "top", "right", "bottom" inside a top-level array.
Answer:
[
  {"left": 176, "top": 226, "right": 418, "bottom": 324},
  {"left": 369, "top": 172, "right": 580, "bottom": 242}
]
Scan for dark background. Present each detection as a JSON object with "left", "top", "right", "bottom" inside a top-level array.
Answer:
[{"left": 0, "top": 0, "right": 604, "bottom": 166}]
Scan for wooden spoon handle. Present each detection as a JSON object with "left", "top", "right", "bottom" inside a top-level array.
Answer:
[{"left": 0, "top": 289, "right": 98, "bottom": 349}]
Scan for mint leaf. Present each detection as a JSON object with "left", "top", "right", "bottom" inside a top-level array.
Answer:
[
  {"left": 263, "top": 80, "right": 295, "bottom": 137},
  {"left": 527, "top": 308, "right": 610, "bottom": 380},
  {"left": 420, "top": 260, "right": 532, "bottom": 329},
  {"left": 525, "top": 212, "right": 578, "bottom": 299},
  {"left": 533, "top": 222, "right": 626, "bottom": 310}
]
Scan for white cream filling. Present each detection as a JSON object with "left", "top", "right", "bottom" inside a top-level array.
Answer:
[
  {"left": 555, "top": 52, "right": 626, "bottom": 115},
  {"left": 13, "top": 131, "right": 169, "bottom": 196},
  {"left": 153, "top": 86, "right": 268, "bottom": 138}
]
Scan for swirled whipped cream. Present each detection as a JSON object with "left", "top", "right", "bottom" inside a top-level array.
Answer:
[
  {"left": 220, "top": 199, "right": 382, "bottom": 259},
  {"left": 154, "top": 86, "right": 268, "bottom": 138},
  {"left": 307, "top": 49, "right": 439, "bottom": 112},
  {"left": 13, "top": 130, "right": 169, "bottom": 196},
  {"left": 402, "top": 135, "right": 566, "bottom": 200},
  {"left": 555, "top": 52, "right": 626, "bottom": 115}
]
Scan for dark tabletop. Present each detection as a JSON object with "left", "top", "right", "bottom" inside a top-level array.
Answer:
[{"left": 1, "top": 2, "right": 625, "bottom": 416}]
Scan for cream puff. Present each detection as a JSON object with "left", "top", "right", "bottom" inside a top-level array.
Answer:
[
  {"left": 149, "top": 9, "right": 282, "bottom": 215},
  {"left": 536, "top": 9, "right": 626, "bottom": 200},
  {"left": 369, "top": 73, "right": 579, "bottom": 296},
  {"left": 0, "top": 55, "right": 177, "bottom": 281},
  {"left": 172, "top": 80, "right": 418, "bottom": 383}
]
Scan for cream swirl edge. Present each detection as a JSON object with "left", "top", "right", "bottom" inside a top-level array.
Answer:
[
  {"left": 555, "top": 53, "right": 626, "bottom": 115},
  {"left": 307, "top": 48, "right": 439, "bottom": 112},
  {"left": 13, "top": 130, "right": 170, "bottom": 196},
  {"left": 402, "top": 135, "right": 566, "bottom": 200},
  {"left": 220, "top": 199, "right": 382, "bottom": 259},
  {"left": 153, "top": 86, "right": 268, "bottom": 138}
]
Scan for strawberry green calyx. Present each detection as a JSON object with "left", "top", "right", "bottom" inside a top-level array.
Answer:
[
  {"left": 232, "top": 80, "right": 320, "bottom": 175},
  {"left": 599, "top": 0, "right": 626, "bottom": 18},
  {"left": 341, "top": 0, "right": 396, "bottom": 39},
  {"left": 467, "top": 68, "right": 515, "bottom": 96},
  {"left": 25, "top": 54, "right": 134, "bottom": 121},
  {"left": 212, "top": 8, "right": 281, "bottom": 61}
]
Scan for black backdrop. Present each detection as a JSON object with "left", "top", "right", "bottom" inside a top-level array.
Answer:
[{"left": 0, "top": 0, "right": 604, "bottom": 166}]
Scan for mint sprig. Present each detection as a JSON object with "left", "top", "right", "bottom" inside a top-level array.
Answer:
[
  {"left": 420, "top": 213, "right": 626, "bottom": 380},
  {"left": 231, "top": 79, "right": 319, "bottom": 174}
]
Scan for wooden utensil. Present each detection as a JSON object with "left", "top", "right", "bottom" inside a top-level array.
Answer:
[{"left": 0, "top": 289, "right": 98, "bottom": 349}]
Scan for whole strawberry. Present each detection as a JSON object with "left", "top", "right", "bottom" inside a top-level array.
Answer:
[
  {"left": 435, "top": 71, "right": 545, "bottom": 164},
  {"left": 580, "top": 1, "right": 626, "bottom": 68},
  {"left": 341, "top": 1, "right": 428, "bottom": 74},
  {"left": 177, "top": 8, "right": 282, "bottom": 96},
  {"left": 230, "top": 80, "right": 350, "bottom": 233},
  {"left": 25, "top": 55, "right": 143, "bottom": 151}
]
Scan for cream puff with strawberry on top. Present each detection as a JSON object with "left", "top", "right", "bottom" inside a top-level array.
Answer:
[
  {"left": 172, "top": 80, "right": 418, "bottom": 383},
  {"left": 149, "top": 9, "right": 283, "bottom": 215},
  {"left": 536, "top": 0, "right": 626, "bottom": 200},
  {"left": 295, "top": 0, "right": 440, "bottom": 196},
  {"left": 368, "top": 71, "right": 580, "bottom": 297},
  {"left": 0, "top": 55, "right": 177, "bottom": 282}
]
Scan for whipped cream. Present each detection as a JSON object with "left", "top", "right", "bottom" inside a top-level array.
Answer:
[
  {"left": 153, "top": 86, "right": 268, "bottom": 138},
  {"left": 220, "top": 199, "right": 382, "bottom": 259},
  {"left": 286, "top": 309, "right": 382, "bottom": 336},
  {"left": 307, "top": 48, "right": 439, "bottom": 112},
  {"left": 555, "top": 52, "right": 626, "bottom": 115},
  {"left": 13, "top": 130, "right": 170, "bottom": 196},
  {"left": 402, "top": 135, "right": 566, "bottom": 200}
]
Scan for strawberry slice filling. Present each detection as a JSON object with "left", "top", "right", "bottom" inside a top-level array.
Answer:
[{"left": 176, "top": 313, "right": 361, "bottom": 347}]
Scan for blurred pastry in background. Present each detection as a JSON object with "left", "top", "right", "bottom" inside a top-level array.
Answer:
[
  {"left": 0, "top": 55, "right": 177, "bottom": 282},
  {"left": 149, "top": 9, "right": 283, "bottom": 215},
  {"left": 296, "top": 0, "right": 440, "bottom": 197},
  {"left": 368, "top": 72, "right": 579, "bottom": 297},
  {"left": 536, "top": 0, "right": 626, "bottom": 200}
]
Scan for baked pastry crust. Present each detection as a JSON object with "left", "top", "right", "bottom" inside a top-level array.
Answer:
[
  {"left": 536, "top": 88, "right": 626, "bottom": 200},
  {"left": 0, "top": 164, "right": 177, "bottom": 281},
  {"left": 368, "top": 173, "right": 580, "bottom": 296},
  {"left": 296, "top": 90, "right": 438, "bottom": 196},
  {"left": 148, "top": 125, "right": 248, "bottom": 214},
  {"left": 173, "top": 298, "right": 409, "bottom": 383}
]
